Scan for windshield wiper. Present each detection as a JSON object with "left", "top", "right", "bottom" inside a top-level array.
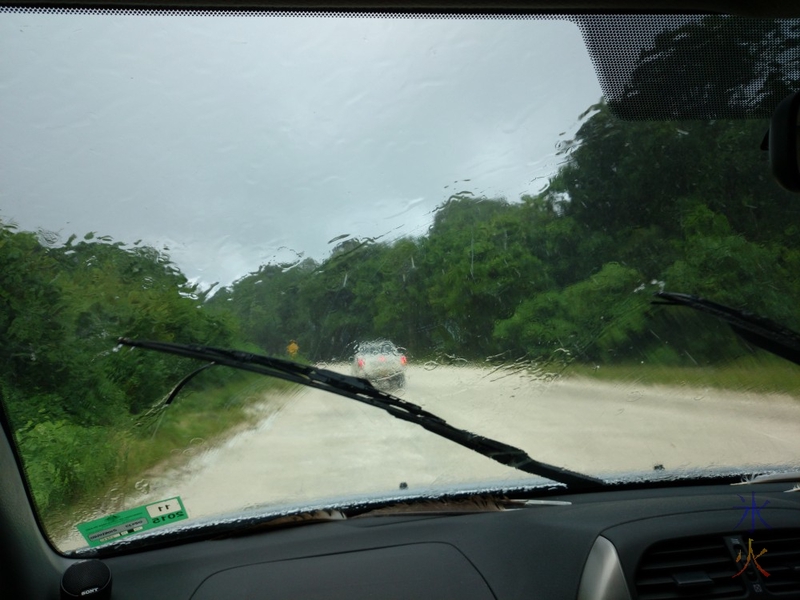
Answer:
[
  {"left": 118, "top": 337, "right": 602, "bottom": 490},
  {"left": 732, "top": 471, "right": 800, "bottom": 486},
  {"left": 654, "top": 292, "right": 800, "bottom": 366}
]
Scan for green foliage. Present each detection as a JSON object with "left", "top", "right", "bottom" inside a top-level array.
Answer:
[
  {"left": 15, "top": 420, "right": 118, "bottom": 511},
  {"left": 418, "top": 197, "right": 549, "bottom": 355},
  {"left": 568, "top": 355, "right": 800, "bottom": 398},
  {"left": 665, "top": 204, "right": 800, "bottom": 327},
  {"left": 0, "top": 224, "right": 250, "bottom": 518},
  {"left": 494, "top": 263, "right": 650, "bottom": 362}
]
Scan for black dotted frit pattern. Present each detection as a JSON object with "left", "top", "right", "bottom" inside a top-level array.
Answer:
[{"left": 573, "top": 14, "right": 800, "bottom": 120}]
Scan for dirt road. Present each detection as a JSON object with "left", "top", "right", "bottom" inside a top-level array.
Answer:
[
  {"left": 60, "top": 365, "right": 800, "bottom": 550},
  {"left": 133, "top": 365, "right": 800, "bottom": 516}
]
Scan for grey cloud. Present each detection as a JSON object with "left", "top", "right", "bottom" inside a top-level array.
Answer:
[{"left": 0, "top": 12, "right": 602, "bottom": 286}]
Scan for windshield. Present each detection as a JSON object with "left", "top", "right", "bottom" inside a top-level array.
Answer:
[{"left": 1, "top": 9, "right": 800, "bottom": 553}]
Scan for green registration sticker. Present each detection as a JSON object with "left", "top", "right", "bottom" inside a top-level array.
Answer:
[{"left": 76, "top": 496, "right": 188, "bottom": 547}]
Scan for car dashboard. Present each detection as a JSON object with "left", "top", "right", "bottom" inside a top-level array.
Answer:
[{"left": 57, "top": 483, "right": 800, "bottom": 599}]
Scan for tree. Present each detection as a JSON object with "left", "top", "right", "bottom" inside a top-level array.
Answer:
[{"left": 494, "top": 262, "right": 650, "bottom": 363}]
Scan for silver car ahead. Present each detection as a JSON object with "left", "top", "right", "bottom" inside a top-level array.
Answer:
[{"left": 351, "top": 340, "right": 407, "bottom": 390}]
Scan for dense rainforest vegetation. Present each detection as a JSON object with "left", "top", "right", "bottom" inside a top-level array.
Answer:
[
  {"left": 3, "top": 15, "right": 800, "bottom": 515},
  {"left": 207, "top": 106, "right": 800, "bottom": 364}
]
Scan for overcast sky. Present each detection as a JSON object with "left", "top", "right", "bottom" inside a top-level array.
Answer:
[{"left": 0, "top": 11, "right": 602, "bottom": 286}]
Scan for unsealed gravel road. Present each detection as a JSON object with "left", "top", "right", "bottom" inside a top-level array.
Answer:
[
  {"left": 59, "top": 365, "right": 800, "bottom": 550},
  {"left": 137, "top": 365, "right": 800, "bottom": 517}
]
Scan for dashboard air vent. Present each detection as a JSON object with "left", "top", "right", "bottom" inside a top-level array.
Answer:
[
  {"left": 635, "top": 535, "right": 746, "bottom": 600},
  {"left": 753, "top": 529, "right": 800, "bottom": 596}
]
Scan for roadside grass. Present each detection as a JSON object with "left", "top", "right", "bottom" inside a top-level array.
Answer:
[
  {"left": 566, "top": 357, "right": 800, "bottom": 398},
  {"left": 40, "top": 371, "right": 295, "bottom": 544},
  {"left": 117, "top": 371, "right": 293, "bottom": 480}
]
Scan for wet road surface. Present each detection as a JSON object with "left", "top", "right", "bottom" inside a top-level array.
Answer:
[{"left": 60, "top": 365, "right": 800, "bottom": 550}]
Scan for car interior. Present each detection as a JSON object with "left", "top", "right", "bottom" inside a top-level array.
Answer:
[{"left": 2, "top": 1, "right": 800, "bottom": 599}]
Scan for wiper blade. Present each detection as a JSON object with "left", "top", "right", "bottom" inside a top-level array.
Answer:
[
  {"left": 118, "top": 337, "right": 602, "bottom": 490},
  {"left": 654, "top": 292, "right": 800, "bottom": 366},
  {"left": 732, "top": 471, "right": 800, "bottom": 485}
]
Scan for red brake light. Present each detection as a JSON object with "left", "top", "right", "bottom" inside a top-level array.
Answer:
[
  {"left": 357, "top": 358, "right": 364, "bottom": 367},
  {"left": 378, "top": 355, "right": 386, "bottom": 362},
  {"left": 400, "top": 355, "right": 407, "bottom": 365}
]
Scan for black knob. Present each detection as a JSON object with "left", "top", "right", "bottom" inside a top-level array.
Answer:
[{"left": 61, "top": 559, "right": 112, "bottom": 599}]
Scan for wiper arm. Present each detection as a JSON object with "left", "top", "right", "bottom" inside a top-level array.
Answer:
[
  {"left": 118, "top": 337, "right": 602, "bottom": 490},
  {"left": 654, "top": 292, "right": 800, "bottom": 366}
]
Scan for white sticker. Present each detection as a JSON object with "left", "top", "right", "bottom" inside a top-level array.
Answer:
[
  {"left": 87, "top": 518, "right": 147, "bottom": 542},
  {"left": 146, "top": 498, "right": 182, "bottom": 519}
]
